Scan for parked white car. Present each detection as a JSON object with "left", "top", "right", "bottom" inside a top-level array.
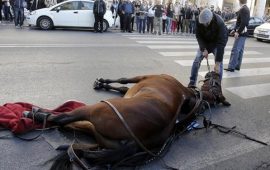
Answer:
[
  {"left": 26, "top": 0, "right": 117, "bottom": 31},
  {"left": 253, "top": 19, "right": 270, "bottom": 41}
]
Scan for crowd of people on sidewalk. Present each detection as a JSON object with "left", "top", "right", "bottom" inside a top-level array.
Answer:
[
  {"left": 110, "top": 0, "right": 237, "bottom": 35},
  {"left": 0, "top": 0, "right": 62, "bottom": 27}
]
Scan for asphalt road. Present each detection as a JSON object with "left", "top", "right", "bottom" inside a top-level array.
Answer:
[{"left": 0, "top": 23, "right": 270, "bottom": 170}]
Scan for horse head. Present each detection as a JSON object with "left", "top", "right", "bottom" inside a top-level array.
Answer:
[{"left": 200, "top": 71, "right": 231, "bottom": 106}]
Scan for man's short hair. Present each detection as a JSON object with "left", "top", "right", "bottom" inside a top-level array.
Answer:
[{"left": 199, "top": 8, "right": 213, "bottom": 24}]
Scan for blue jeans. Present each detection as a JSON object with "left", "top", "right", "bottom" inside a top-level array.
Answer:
[
  {"left": 139, "top": 18, "right": 146, "bottom": 33},
  {"left": 14, "top": 7, "right": 24, "bottom": 26},
  {"left": 166, "top": 17, "right": 172, "bottom": 33},
  {"left": 189, "top": 49, "right": 223, "bottom": 86},
  {"left": 228, "top": 36, "right": 246, "bottom": 70}
]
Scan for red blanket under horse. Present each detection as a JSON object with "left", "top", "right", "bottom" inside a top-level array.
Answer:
[{"left": 0, "top": 101, "right": 85, "bottom": 134}]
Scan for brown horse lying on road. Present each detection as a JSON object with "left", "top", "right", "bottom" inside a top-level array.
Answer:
[{"left": 25, "top": 72, "right": 230, "bottom": 170}]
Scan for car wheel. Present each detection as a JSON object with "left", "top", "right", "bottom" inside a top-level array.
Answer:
[
  {"left": 37, "top": 17, "right": 53, "bottom": 30},
  {"left": 97, "top": 20, "right": 109, "bottom": 32},
  {"left": 257, "top": 38, "right": 263, "bottom": 42}
]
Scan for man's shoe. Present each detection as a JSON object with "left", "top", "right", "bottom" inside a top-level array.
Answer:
[
  {"left": 188, "top": 82, "right": 196, "bottom": 88},
  {"left": 224, "top": 68, "right": 235, "bottom": 72},
  {"left": 235, "top": 67, "right": 240, "bottom": 71}
]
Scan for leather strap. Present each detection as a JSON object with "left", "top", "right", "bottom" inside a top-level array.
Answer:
[{"left": 101, "top": 100, "right": 157, "bottom": 157}]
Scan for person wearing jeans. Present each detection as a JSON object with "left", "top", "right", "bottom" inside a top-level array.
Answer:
[
  {"left": 224, "top": 0, "right": 250, "bottom": 72},
  {"left": 14, "top": 0, "right": 25, "bottom": 28},
  {"left": 188, "top": 8, "right": 228, "bottom": 87},
  {"left": 190, "top": 48, "right": 223, "bottom": 86}
]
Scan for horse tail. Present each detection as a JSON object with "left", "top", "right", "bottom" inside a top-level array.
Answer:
[{"left": 50, "top": 142, "right": 140, "bottom": 170}]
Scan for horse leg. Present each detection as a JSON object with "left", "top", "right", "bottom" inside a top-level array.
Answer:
[
  {"left": 97, "top": 75, "right": 150, "bottom": 84},
  {"left": 93, "top": 75, "right": 149, "bottom": 93},
  {"left": 93, "top": 81, "right": 129, "bottom": 94},
  {"left": 64, "top": 120, "right": 123, "bottom": 149}
]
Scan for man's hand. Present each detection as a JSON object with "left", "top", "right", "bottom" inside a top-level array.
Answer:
[
  {"left": 203, "top": 49, "right": 208, "bottom": 59},
  {"left": 234, "top": 32, "right": 239, "bottom": 39}
]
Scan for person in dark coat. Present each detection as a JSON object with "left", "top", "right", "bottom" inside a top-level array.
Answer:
[
  {"left": 93, "top": 0, "right": 106, "bottom": 33},
  {"left": 14, "top": 0, "right": 26, "bottom": 28},
  {"left": 0, "top": 0, "right": 3, "bottom": 23},
  {"left": 188, "top": 8, "right": 228, "bottom": 87},
  {"left": 224, "top": 0, "right": 250, "bottom": 72}
]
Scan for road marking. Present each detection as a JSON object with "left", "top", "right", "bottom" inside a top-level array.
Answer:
[
  {"left": 225, "top": 83, "right": 270, "bottom": 99},
  {"left": 166, "top": 51, "right": 261, "bottom": 57},
  {"left": 175, "top": 57, "right": 267, "bottom": 66},
  {"left": 136, "top": 41, "right": 198, "bottom": 44},
  {"left": 129, "top": 37, "right": 196, "bottom": 40},
  {"left": 0, "top": 44, "right": 143, "bottom": 48},
  {"left": 121, "top": 34, "right": 183, "bottom": 38},
  {"left": 149, "top": 45, "right": 235, "bottom": 49},
  {"left": 199, "top": 67, "right": 270, "bottom": 78}
]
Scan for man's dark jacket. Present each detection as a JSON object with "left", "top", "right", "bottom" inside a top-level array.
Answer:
[
  {"left": 234, "top": 4, "right": 250, "bottom": 36},
  {"left": 93, "top": 0, "right": 106, "bottom": 15},
  {"left": 196, "top": 13, "right": 228, "bottom": 62}
]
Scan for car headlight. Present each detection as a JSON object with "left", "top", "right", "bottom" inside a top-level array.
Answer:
[{"left": 29, "top": 11, "right": 36, "bottom": 15}]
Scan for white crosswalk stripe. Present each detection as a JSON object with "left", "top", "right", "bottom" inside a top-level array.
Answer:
[
  {"left": 161, "top": 50, "right": 261, "bottom": 56},
  {"left": 136, "top": 41, "right": 198, "bottom": 44},
  {"left": 122, "top": 33, "right": 270, "bottom": 99},
  {"left": 226, "top": 83, "right": 270, "bottom": 99},
  {"left": 175, "top": 57, "right": 268, "bottom": 66},
  {"left": 199, "top": 67, "right": 270, "bottom": 78}
]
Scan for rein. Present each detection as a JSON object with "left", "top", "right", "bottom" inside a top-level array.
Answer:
[{"left": 101, "top": 100, "right": 158, "bottom": 157}]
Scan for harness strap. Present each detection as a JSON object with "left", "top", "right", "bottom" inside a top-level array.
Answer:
[
  {"left": 101, "top": 100, "right": 158, "bottom": 157},
  {"left": 200, "top": 116, "right": 268, "bottom": 146},
  {"left": 67, "top": 144, "right": 90, "bottom": 170}
]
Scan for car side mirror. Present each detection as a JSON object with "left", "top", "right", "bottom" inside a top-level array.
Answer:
[{"left": 57, "top": 6, "right": 61, "bottom": 12}]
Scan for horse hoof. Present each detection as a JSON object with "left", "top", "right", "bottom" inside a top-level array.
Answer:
[
  {"left": 97, "top": 78, "right": 105, "bottom": 83},
  {"left": 222, "top": 100, "right": 231, "bottom": 106},
  {"left": 93, "top": 80, "right": 103, "bottom": 90}
]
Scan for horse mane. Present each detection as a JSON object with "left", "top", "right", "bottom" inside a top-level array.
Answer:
[{"left": 50, "top": 152, "right": 73, "bottom": 170}]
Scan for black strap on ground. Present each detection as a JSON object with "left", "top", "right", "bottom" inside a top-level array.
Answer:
[{"left": 201, "top": 116, "right": 268, "bottom": 146}]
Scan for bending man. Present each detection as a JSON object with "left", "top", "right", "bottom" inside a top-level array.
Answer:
[{"left": 188, "top": 8, "right": 228, "bottom": 87}]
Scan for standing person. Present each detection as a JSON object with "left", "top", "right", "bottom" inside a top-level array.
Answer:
[
  {"left": 122, "top": 0, "right": 134, "bottom": 33},
  {"left": 152, "top": 0, "right": 164, "bottom": 35},
  {"left": 173, "top": 0, "right": 180, "bottom": 34},
  {"left": 138, "top": 0, "right": 147, "bottom": 34},
  {"left": 0, "top": 0, "right": 3, "bottom": 24},
  {"left": 3, "top": 0, "right": 13, "bottom": 22},
  {"left": 182, "top": 2, "right": 192, "bottom": 35},
  {"left": 166, "top": 0, "right": 173, "bottom": 34},
  {"left": 93, "top": 0, "right": 106, "bottom": 33},
  {"left": 110, "top": 0, "right": 118, "bottom": 26},
  {"left": 224, "top": 0, "right": 250, "bottom": 72},
  {"left": 188, "top": 8, "right": 228, "bottom": 87},
  {"left": 118, "top": 0, "right": 125, "bottom": 32},
  {"left": 146, "top": 0, "right": 154, "bottom": 34},
  {"left": 14, "top": 0, "right": 25, "bottom": 28},
  {"left": 134, "top": 0, "right": 141, "bottom": 31}
]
